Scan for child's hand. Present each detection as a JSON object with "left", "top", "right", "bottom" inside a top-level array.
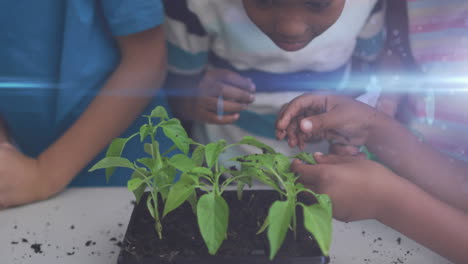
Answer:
[
  {"left": 291, "top": 155, "right": 398, "bottom": 222},
  {"left": 193, "top": 68, "right": 255, "bottom": 124},
  {"left": 276, "top": 94, "right": 380, "bottom": 150},
  {"left": 0, "top": 143, "right": 58, "bottom": 209}
]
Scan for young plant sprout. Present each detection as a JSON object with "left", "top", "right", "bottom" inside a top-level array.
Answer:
[
  {"left": 90, "top": 106, "right": 333, "bottom": 260},
  {"left": 89, "top": 106, "right": 192, "bottom": 239},
  {"left": 229, "top": 140, "right": 333, "bottom": 259}
]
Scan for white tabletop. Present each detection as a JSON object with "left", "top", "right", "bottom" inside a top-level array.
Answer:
[{"left": 0, "top": 187, "right": 451, "bottom": 264}]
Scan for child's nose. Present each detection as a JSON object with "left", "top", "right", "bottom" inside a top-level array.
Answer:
[{"left": 274, "top": 16, "right": 309, "bottom": 40}]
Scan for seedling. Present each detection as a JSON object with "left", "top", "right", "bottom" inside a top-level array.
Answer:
[
  {"left": 229, "top": 141, "right": 333, "bottom": 259},
  {"left": 90, "top": 106, "right": 332, "bottom": 260},
  {"left": 89, "top": 106, "right": 192, "bottom": 239}
]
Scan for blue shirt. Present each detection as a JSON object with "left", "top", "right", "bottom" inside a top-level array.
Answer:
[{"left": 0, "top": 0, "right": 171, "bottom": 186}]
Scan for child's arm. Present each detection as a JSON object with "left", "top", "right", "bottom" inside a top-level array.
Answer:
[
  {"left": 0, "top": 26, "right": 166, "bottom": 208},
  {"left": 276, "top": 94, "right": 468, "bottom": 213},
  {"left": 291, "top": 158, "right": 468, "bottom": 264},
  {"left": 367, "top": 106, "right": 468, "bottom": 213}
]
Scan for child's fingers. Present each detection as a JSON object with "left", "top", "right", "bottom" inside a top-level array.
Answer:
[
  {"left": 286, "top": 118, "right": 301, "bottom": 148},
  {"left": 298, "top": 132, "right": 311, "bottom": 150},
  {"left": 205, "top": 112, "right": 240, "bottom": 124},
  {"left": 276, "top": 101, "right": 303, "bottom": 132},
  {"left": 328, "top": 143, "right": 361, "bottom": 156},
  {"left": 215, "top": 69, "right": 256, "bottom": 92},
  {"left": 219, "top": 83, "right": 255, "bottom": 104},
  {"left": 299, "top": 110, "right": 342, "bottom": 137},
  {"left": 276, "top": 103, "right": 290, "bottom": 140},
  {"left": 276, "top": 94, "right": 320, "bottom": 131},
  {"left": 276, "top": 129, "right": 287, "bottom": 141},
  {"left": 204, "top": 96, "right": 248, "bottom": 113},
  {"left": 314, "top": 153, "right": 365, "bottom": 165},
  {"left": 291, "top": 159, "right": 323, "bottom": 187}
]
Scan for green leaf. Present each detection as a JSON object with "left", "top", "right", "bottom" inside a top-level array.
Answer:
[
  {"left": 150, "top": 106, "right": 169, "bottom": 120},
  {"left": 236, "top": 165, "right": 278, "bottom": 191},
  {"left": 294, "top": 152, "right": 317, "bottom": 165},
  {"left": 192, "top": 145, "right": 205, "bottom": 166},
  {"left": 127, "top": 177, "right": 145, "bottom": 192},
  {"left": 168, "top": 154, "right": 196, "bottom": 172},
  {"left": 161, "top": 119, "right": 190, "bottom": 154},
  {"left": 189, "top": 167, "right": 213, "bottom": 176},
  {"left": 146, "top": 195, "right": 156, "bottom": 219},
  {"left": 302, "top": 202, "right": 333, "bottom": 256},
  {"left": 160, "top": 163, "right": 178, "bottom": 185},
  {"left": 137, "top": 158, "right": 155, "bottom": 171},
  {"left": 273, "top": 154, "right": 290, "bottom": 173},
  {"left": 316, "top": 194, "right": 333, "bottom": 217},
  {"left": 187, "top": 191, "right": 198, "bottom": 214},
  {"left": 161, "top": 144, "right": 178, "bottom": 157},
  {"left": 197, "top": 193, "right": 229, "bottom": 255},
  {"left": 256, "top": 216, "right": 269, "bottom": 235},
  {"left": 139, "top": 124, "right": 150, "bottom": 142},
  {"left": 89, "top": 157, "right": 134, "bottom": 174},
  {"left": 282, "top": 172, "right": 297, "bottom": 182},
  {"left": 233, "top": 154, "right": 275, "bottom": 171},
  {"left": 205, "top": 140, "right": 226, "bottom": 169},
  {"left": 144, "top": 143, "right": 152, "bottom": 156},
  {"left": 152, "top": 141, "right": 164, "bottom": 171},
  {"left": 104, "top": 138, "right": 129, "bottom": 181},
  {"left": 163, "top": 174, "right": 197, "bottom": 217},
  {"left": 267, "top": 200, "right": 294, "bottom": 260},
  {"left": 238, "top": 136, "right": 276, "bottom": 154},
  {"left": 130, "top": 171, "right": 147, "bottom": 204}
]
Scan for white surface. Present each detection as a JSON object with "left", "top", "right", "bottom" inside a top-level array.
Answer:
[{"left": 0, "top": 188, "right": 452, "bottom": 264}]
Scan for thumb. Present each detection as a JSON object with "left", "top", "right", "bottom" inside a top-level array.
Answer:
[
  {"left": 314, "top": 153, "right": 366, "bottom": 164},
  {"left": 300, "top": 111, "right": 335, "bottom": 135},
  {"left": 291, "top": 159, "right": 323, "bottom": 186}
]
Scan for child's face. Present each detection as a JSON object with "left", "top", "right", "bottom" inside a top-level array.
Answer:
[{"left": 242, "top": 0, "right": 345, "bottom": 51}]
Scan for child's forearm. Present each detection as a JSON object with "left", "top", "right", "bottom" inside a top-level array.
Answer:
[
  {"left": 368, "top": 112, "right": 468, "bottom": 213},
  {"left": 378, "top": 179, "right": 468, "bottom": 263},
  {"left": 38, "top": 27, "right": 167, "bottom": 193}
]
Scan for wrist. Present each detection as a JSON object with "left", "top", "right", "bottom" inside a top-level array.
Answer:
[
  {"left": 374, "top": 171, "right": 418, "bottom": 224},
  {"left": 366, "top": 109, "right": 394, "bottom": 148},
  {"left": 36, "top": 153, "right": 72, "bottom": 198}
]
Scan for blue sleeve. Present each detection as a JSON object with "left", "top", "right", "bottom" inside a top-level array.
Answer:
[{"left": 100, "top": 0, "right": 164, "bottom": 36}]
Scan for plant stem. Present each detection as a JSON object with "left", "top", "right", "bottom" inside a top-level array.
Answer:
[
  {"left": 161, "top": 144, "right": 177, "bottom": 157},
  {"left": 213, "top": 168, "right": 222, "bottom": 196},
  {"left": 220, "top": 175, "right": 245, "bottom": 193},
  {"left": 134, "top": 168, "right": 153, "bottom": 188},
  {"left": 151, "top": 190, "right": 163, "bottom": 239},
  {"left": 269, "top": 168, "right": 287, "bottom": 193},
  {"left": 291, "top": 197, "right": 297, "bottom": 240}
]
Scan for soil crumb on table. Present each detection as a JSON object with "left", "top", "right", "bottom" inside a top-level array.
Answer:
[{"left": 31, "top": 243, "right": 43, "bottom": 254}]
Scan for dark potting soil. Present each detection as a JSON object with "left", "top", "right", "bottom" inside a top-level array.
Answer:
[{"left": 117, "top": 190, "right": 329, "bottom": 264}]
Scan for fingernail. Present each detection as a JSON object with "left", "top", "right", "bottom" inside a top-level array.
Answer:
[
  {"left": 248, "top": 79, "right": 256, "bottom": 90},
  {"left": 301, "top": 120, "right": 313, "bottom": 131},
  {"left": 249, "top": 94, "right": 255, "bottom": 101},
  {"left": 314, "top": 152, "right": 324, "bottom": 156}
]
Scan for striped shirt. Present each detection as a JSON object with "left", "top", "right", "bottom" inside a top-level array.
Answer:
[
  {"left": 164, "top": 0, "right": 386, "bottom": 162},
  {"left": 399, "top": 0, "right": 468, "bottom": 161}
]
